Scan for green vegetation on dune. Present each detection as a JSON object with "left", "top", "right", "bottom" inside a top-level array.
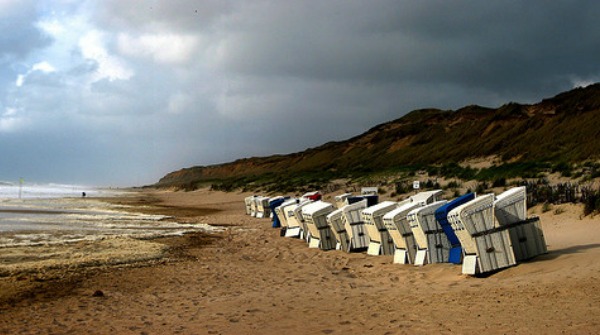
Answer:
[{"left": 156, "top": 84, "right": 600, "bottom": 193}]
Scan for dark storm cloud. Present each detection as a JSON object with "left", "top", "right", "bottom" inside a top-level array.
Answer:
[{"left": 1, "top": 1, "right": 600, "bottom": 185}]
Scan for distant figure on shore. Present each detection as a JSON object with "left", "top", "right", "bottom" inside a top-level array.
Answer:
[{"left": 82, "top": 192, "right": 86, "bottom": 198}]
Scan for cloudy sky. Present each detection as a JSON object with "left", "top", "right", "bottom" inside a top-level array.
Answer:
[{"left": 1, "top": 0, "right": 599, "bottom": 186}]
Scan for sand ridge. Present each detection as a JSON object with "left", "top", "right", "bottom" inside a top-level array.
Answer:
[{"left": 1, "top": 188, "right": 600, "bottom": 334}]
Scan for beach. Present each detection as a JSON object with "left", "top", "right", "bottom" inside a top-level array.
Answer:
[{"left": 1, "top": 188, "right": 600, "bottom": 334}]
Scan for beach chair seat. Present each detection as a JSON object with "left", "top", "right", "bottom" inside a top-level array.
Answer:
[
  {"left": 302, "top": 201, "right": 337, "bottom": 250},
  {"left": 434, "top": 193, "right": 476, "bottom": 264},
  {"left": 362, "top": 201, "right": 399, "bottom": 255},
  {"left": 341, "top": 199, "right": 369, "bottom": 252},
  {"left": 461, "top": 229, "right": 516, "bottom": 275},
  {"left": 407, "top": 200, "right": 449, "bottom": 265},
  {"left": 383, "top": 202, "right": 422, "bottom": 264},
  {"left": 507, "top": 216, "right": 547, "bottom": 262},
  {"left": 327, "top": 208, "right": 349, "bottom": 251}
]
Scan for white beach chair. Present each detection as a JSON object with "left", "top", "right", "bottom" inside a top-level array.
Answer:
[
  {"left": 275, "top": 198, "right": 298, "bottom": 230},
  {"left": 383, "top": 202, "right": 423, "bottom": 264},
  {"left": 250, "top": 196, "right": 259, "bottom": 217},
  {"left": 407, "top": 200, "right": 450, "bottom": 266},
  {"left": 254, "top": 196, "right": 271, "bottom": 218},
  {"left": 362, "top": 201, "right": 399, "bottom": 256},
  {"left": 334, "top": 193, "right": 353, "bottom": 209},
  {"left": 341, "top": 199, "right": 369, "bottom": 252},
  {"left": 410, "top": 189, "right": 443, "bottom": 205},
  {"left": 327, "top": 208, "right": 349, "bottom": 251},
  {"left": 282, "top": 200, "right": 311, "bottom": 238},
  {"left": 361, "top": 187, "right": 378, "bottom": 195},
  {"left": 302, "top": 201, "right": 337, "bottom": 250},
  {"left": 494, "top": 187, "right": 547, "bottom": 261},
  {"left": 293, "top": 201, "right": 314, "bottom": 242},
  {"left": 244, "top": 195, "right": 256, "bottom": 215},
  {"left": 447, "top": 194, "right": 516, "bottom": 275}
]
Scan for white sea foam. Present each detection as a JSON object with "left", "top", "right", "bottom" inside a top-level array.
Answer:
[
  {"left": 0, "top": 181, "right": 114, "bottom": 199},
  {"left": 0, "top": 187, "right": 222, "bottom": 247}
]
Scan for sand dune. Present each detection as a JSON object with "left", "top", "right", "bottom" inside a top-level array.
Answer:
[{"left": 1, "top": 189, "right": 599, "bottom": 334}]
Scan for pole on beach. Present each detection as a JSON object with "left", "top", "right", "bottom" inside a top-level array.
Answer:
[{"left": 19, "top": 177, "right": 24, "bottom": 199}]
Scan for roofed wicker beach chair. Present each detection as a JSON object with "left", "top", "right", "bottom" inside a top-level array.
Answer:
[
  {"left": 410, "top": 189, "right": 443, "bottom": 205},
  {"left": 407, "top": 200, "right": 450, "bottom": 266},
  {"left": 447, "top": 194, "right": 516, "bottom": 275},
  {"left": 255, "top": 196, "right": 271, "bottom": 218},
  {"left": 281, "top": 200, "right": 312, "bottom": 238},
  {"left": 302, "top": 201, "right": 337, "bottom": 250},
  {"left": 383, "top": 201, "right": 422, "bottom": 264},
  {"left": 293, "top": 201, "right": 314, "bottom": 242},
  {"left": 275, "top": 198, "right": 298, "bottom": 232},
  {"left": 340, "top": 199, "right": 370, "bottom": 252},
  {"left": 362, "top": 201, "right": 399, "bottom": 256},
  {"left": 244, "top": 195, "right": 257, "bottom": 215},
  {"left": 334, "top": 193, "right": 353, "bottom": 209},
  {"left": 494, "top": 187, "right": 547, "bottom": 262},
  {"left": 269, "top": 196, "right": 290, "bottom": 228},
  {"left": 434, "top": 193, "right": 476, "bottom": 264},
  {"left": 327, "top": 208, "right": 348, "bottom": 251}
]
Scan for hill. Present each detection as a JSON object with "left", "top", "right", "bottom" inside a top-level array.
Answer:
[{"left": 156, "top": 84, "right": 600, "bottom": 191}]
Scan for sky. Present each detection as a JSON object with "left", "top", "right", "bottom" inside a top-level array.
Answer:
[{"left": 1, "top": 0, "right": 599, "bottom": 187}]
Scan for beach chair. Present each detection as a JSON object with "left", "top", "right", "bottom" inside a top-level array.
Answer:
[
  {"left": 255, "top": 196, "right": 271, "bottom": 218},
  {"left": 282, "top": 200, "right": 312, "bottom": 238},
  {"left": 383, "top": 201, "right": 422, "bottom": 264},
  {"left": 407, "top": 200, "right": 450, "bottom": 265},
  {"left": 447, "top": 194, "right": 517, "bottom": 275},
  {"left": 327, "top": 208, "right": 349, "bottom": 251},
  {"left": 341, "top": 199, "right": 369, "bottom": 252},
  {"left": 434, "top": 193, "right": 476, "bottom": 264},
  {"left": 410, "top": 189, "right": 443, "bottom": 205},
  {"left": 363, "top": 201, "right": 399, "bottom": 255},
  {"left": 268, "top": 196, "right": 288, "bottom": 228},
  {"left": 346, "top": 195, "right": 379, "bottom": 207},
  {"left": 250, "top": 196, "right": 259, "bottom": 217},
  {"left": 244, "top": 195, "right": 257, "bottom": 215},
  {"left": 293, "top": 201, "right": 315, "bottom": 242},
  {"left": 494, "top": 187, "right": 547, "bottom": 261},
  {"left": 361, "top": 187, "right": 378, "bottom": 195},
  {"left": 302, "top": 201, "right": 337, "bottom": 250},
  {"left": 334, "top": 193, "right": 353, "bottom": 209},
  {"left": 301, "top": 191, "right": 322, "bottom": 202},
  {"left": 275, "top": 198, "right": 298, "bottom": 231}
]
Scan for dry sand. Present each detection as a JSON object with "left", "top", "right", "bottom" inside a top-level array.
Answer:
[{"left": 1, "top": 189, "right": 600, "bottom": 334}]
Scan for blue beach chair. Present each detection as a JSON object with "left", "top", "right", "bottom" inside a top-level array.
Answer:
[{"left": 434, "top": 193, "right": 476, "bottom": 264}]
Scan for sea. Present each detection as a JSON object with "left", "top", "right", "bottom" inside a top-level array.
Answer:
[{"left": 0, "top": 182, "right": 218, "bottom": 247}]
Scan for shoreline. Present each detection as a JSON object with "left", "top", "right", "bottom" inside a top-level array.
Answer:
[{"left": 1, "top": 188, "right": 600, "bottom": 334}]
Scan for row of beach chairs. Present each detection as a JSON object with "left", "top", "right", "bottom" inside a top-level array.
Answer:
[{"left": 244, "top": 187, "right": 547, "bottom": 275}]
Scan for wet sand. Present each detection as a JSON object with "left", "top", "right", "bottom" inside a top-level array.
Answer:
[{"left": 1, "top": 188, "right": 600, "bottom": 334}]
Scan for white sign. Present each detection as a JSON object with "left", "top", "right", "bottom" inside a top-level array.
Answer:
[{"left": 413, "top": 181, "right": 420, "bottom": 190}]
